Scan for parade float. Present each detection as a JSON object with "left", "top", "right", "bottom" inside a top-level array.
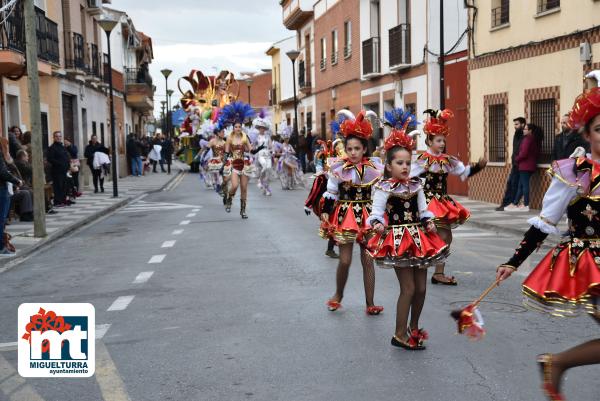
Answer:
[{"left": 174, "top": 69, "right": 241, "bottom": 171}]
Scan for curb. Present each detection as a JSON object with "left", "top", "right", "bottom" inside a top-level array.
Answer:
[
  {"left": 465, "top": 219, "right": 558, "bottom": 250},
  {"left": 0, "top": 167, "right": 187, "bottom": 274}
]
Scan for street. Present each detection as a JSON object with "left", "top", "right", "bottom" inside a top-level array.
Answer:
[{"left": 0, "top": 172, "right": 597, "bottom": 401}]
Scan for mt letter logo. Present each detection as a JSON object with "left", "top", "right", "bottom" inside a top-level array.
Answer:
[{"left": 18, "top": 303, "right": 95, "bottom": 377}]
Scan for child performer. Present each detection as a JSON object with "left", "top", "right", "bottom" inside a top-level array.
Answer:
[
  {"left": 411, "top": 109, "right": 487, "bottom": 285},
  {"left": 496, "top": 85, "right": 600, "bottom": 401},
  {"left": 320, "top": 110, "right": 384, "bottom": 314},
  {"left": 368, "top": 109, "right": 449, "bottom": 350}
]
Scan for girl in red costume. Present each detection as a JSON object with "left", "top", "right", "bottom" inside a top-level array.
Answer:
[
  {"left": 496, "top": 84, "right": 600, "bottom": 401},
  {"left": 411, "top": 109, "right": 487, "bottom": 285},
  {"left": 320, "top": 110, "right": 384, "bottom": 314},
  {"left": 368, "top": 108, "right": 449, "bottom": 349}
]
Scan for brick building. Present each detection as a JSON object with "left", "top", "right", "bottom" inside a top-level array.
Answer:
[{"left": 236, "top": 71, "right": 273, "bottom": 112}]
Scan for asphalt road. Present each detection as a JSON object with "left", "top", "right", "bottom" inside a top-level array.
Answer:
[{"left": 0, "top": 172, "right": 597, "bottom": 401}]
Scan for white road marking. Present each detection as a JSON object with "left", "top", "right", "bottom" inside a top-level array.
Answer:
[
  {"left": 133, "top": 271, "right": 154, "bottom": 284},
  {"left": 172, "top": 229, "right": 184, "bottom": 235},
  {"left": 180, "top": 220, "right": 190, "bottom": 225},
  {"left": 0, "top": 342, "right": 17, "bottom": 351},
  {"left": 96, "top": 323, "right": 112, "bottom": 339},
  {"left": 186, "top": 213, "right": 196, "bottom": 218},
  {"left": 148, "top": 254, "right": 166, "bottom": 264},
  {"left": 107, "top": 296, "right": 135, "bottom": 311},
  {"left": 161, "top": 240, "right": 176, "bottom": 248},
  {"left": 192, "top": 208, "right": 200, "bottom": 212}
]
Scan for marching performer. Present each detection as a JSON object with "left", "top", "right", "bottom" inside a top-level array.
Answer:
[
  {"left": 207, "top": 126, "right": 226, "bottom": 195},
  {"left": 411, "top": 109, "right": 487, "bottom": 285},
  {"left": 320, "top": 110, "right": 384, "bottom": 314},
  {"left": 219, "top": 102, "right": 256, "bottom": 219},
  {"left": 367, "top": 109, "right": 449, "bottom": 349},
  {"left": 496, "top": 85, "right": 600, "bottom": 401},
  {"left": 277, "top": 125, "right": 305, "bottom": 190},
  {"left": 252, "top": 113, "right": 274, "bottom": 196}
]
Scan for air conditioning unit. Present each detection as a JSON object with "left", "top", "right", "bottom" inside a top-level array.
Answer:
[{"left": 580, "top": 42, "right": 592, "bottom": 63}]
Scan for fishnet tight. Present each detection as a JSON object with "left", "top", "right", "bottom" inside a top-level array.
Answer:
[
  {"left": 393, "top": 267, "right": 428, "bottom": 338},
  {"left": 331, "top": 242, "right": 376, "bottom": 307}
]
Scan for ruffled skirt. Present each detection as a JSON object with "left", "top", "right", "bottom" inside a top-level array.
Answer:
[
  {"left": 207, "top": 158, "right": 223, "bottom": 172},
  {"left": 367, "top": 224, "right": 449, "bottom": 268},
  {"left": 223, "top": 158, "right": 254, "bottom": 177},
  {"left": 522, "top": 238, "right": 600, "bottom": 317},
  {"left": 426, "top": 194, "right": 470, "bottom": 228},
  {"left": 320, "top": 201, "right": 372, "bottom": 244}
]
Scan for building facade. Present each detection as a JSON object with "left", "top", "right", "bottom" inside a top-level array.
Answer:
[
  {"left": 467, "top": 0, "right": 600, "bottom": 208},
  {"left": 266, "top": 35, "right": 296, "bottom": 133}
]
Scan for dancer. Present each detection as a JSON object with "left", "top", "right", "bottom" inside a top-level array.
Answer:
[
  {"left": 220, "top": 102, "right": 255, "bottom": 219},
  {"left": 496, "top": 85, "right": 600, "bottom": 401},
  {"left": 367, "top": 109, "right": 449, "bottom": 349},
  {"left": 411, "top": 109, "right": 487, "bottom": 285},
  {"left": 207, "top": 127, "right": 226, "bottom": 194},
  {"left": 277, "top": 125, "right": 304, "bottom": 190},
  {"left": 305, "top": 139, "right": 338, "bottom": 258},
  {"left": 320, "top": 109, "right": 383, "bottom": 314},
  {"left": 252, "top": 114, "right": 274, "bottom": 196}
]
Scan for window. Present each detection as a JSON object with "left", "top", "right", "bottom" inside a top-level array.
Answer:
[
  {"left": 331, "top": 30, "right": 338, "bottom": 65},
  {"left": 405, "top": 103, "right": 417, "bottom": 130},
  {"left": 320, "top": 37, "right": 327, "bottom": 70},
  {"left": 491, "top": 0, "right": 509, "bottom": 27},
  {"left": 321, "top": 112, "right": 326, "bottom": 139},
  {"left": 344, "top": 21, "right": 352, "bottom": 58},
  {"left": 306, "top": 112, "right": 312, "bottom": 133},
  {"left": 537, "top": 0, "right": 559, "bottom": 14},
  {"left": 100, "top": 122, "right": 105, "bottom": 145},
  {"left": 370, "top": 0, "right": 380, "bottom": 38},
  {"left": 488, "top": 104, "right": 506, "bottom": 163},
  {"left": 530, "top": 98, "right": 556, "bottom": 164}
]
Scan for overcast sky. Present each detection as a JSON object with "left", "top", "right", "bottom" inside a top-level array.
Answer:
[{"left": 111, "top": 0, "right": 291, "bottom": 116}]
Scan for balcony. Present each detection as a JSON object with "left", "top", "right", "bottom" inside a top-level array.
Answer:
[
  {"left": 343, "top": 44, "right": 352, "bottom": 59},
  {"left": 65, "top": 32, "right": 85, "bottom": 72},
  {"left": 125, "top": 67, "right": 154, "bottom": 111},
  {"left": 331, "top": 51, "right": 338, "bottom": 65},
  {"left": 389, "top": 24, "right": 410, "bottom": 71},
  {"left": 0, "top": 3, "right": 60, "bottom": 76},
  {"left": 298, "top": 60, "right": 311, "bottom": 94},
  {"left": 86, "top": 0, "right": 104, "bottom": 15},
  {"left": 362, "top": 37, "right": 380, "bottom": 78},
  {"left": 83, "top": 42, "right": 101, "bottom": 80},
  {"left": 491, "top": 2, "right": 509, "bottom": 28},
  {"left": 319, "top": 58, "right": 326, "bottom": 71},
  {"left": 282, "top": 0, "right": 314, "bottom": 30}
]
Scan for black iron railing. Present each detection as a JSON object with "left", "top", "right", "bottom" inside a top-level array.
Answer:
[
  {"left": 488, "top": 104, "right": 506, "bottom": 163},
  {"left": 362, "top": 37, "right": 380, "bottom": 75},
  {"left": 103, "top": 53, "right": 110, "bottom": 84},
  {"left": 90, "top": 43, "right": 100, "bottom": 77},
  {"left": 530, "top": 98, "right": 556, "bottom": 164},
  {"left": 125, "top": 66, "right": 153, "bottom": 88},
  {"left": 491, "top": 1, "right": 509, "bottom": 27},
  {"left": 65, "top": 32, "right": 85, "bottom": 70},
  {"left": 389, "top": 24, "right": 410, "bottom": 67},
  {"left": 298, "top": 60, "right": 306, "bottom": 87},
  {"left": 537, "top": 0, "right": 560, "bottom": 14}
]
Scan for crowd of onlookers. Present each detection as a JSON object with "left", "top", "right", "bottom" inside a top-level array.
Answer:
[{"left": 127, "top": 132, "right": 174, "bottom": 175}]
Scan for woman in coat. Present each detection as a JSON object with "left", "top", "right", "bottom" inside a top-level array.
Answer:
[{"left": 506, "top": 123, "right": 543, "bottom": 212}]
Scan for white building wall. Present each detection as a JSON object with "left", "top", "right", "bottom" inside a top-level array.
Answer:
[{"left": 278, "top": 36, "right": 297, "bottom": 103}]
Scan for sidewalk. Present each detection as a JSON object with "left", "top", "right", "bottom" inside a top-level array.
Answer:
[
  {"left": 454, "top": 195, "right": 567, "bottom": 240},
  {"left": 0, "top": 161, "right": 188, "bottom": 272}
]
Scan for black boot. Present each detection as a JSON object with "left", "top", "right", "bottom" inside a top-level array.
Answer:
[
  {"left": 225, "top": 194, "right": 233, "bottom": 213},
  {"left": 240, "top": 199, "right": 248, "bottom": 219}
]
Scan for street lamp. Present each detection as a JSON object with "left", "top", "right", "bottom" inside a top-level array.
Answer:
[
  {"left": 97, "top": 13, "right": 119, "bottom": 198},
  {"left": 245, "top": 77, "right": 254, "bottom": 106},
  {"left": 161, "top": 69, "right": 172, "bottom": 137},
  {"left": 167, "top": 88, "right": 174, "bottom": 136},
  {"left": 286, "top": 50, "right": 300, "bottom": 147},
  {"left": 160, "top": 100, "right": 167, "bottom": 133}
]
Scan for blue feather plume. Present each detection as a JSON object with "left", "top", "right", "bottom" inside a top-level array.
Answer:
[
  {"left": 384, "top": 108, "right": 419, "bottom": 130},
  {"left": 329, "top": 114, "right": 348, "bottom": 136},
  {"left": 217, "top": 101, "right": 256, "bottom": 127}
]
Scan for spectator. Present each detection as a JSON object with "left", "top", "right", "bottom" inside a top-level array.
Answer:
[
  {"left": 148, "top": 133, "right": 163, "bottom": 173},
  {"left": 127, "top": 134, "right": 143, "bottom": 177},
  {"left": 8, "top": 126, "right": 23, "bottom": 160},
  {"left": 21, "top": 131, "right": 31, "bottom": 158},
  {"left": 84, "top": 134, "right": 109, "bottom": 193},
  {"left": 15, "top": 150, "right": 31, "bottom": 187},
  {"left": 506, "top": 123, "right": 543, "bottom": 212},
  {"left": 0, "top": 144, "right": 21, "bottom": 255},
  {"left": 64, "top": 139, "right": 81, "bottom": 197},
  {"left": 47, "top": 131, "right": 71, "bottom": 207},
  {"left": 161, "top": 134, "right": 174, "bottom": 175},
  {"left": 496, "top": 117, "right": 526, "bottom": 211}
]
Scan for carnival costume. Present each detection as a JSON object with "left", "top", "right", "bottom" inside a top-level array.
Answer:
[
  {"left": 320, "top": 110, "right": 383, "bottom": 244},
  {"left": 367, "top": 110, "right": 449, "bottom": 269},
  {"left": 410, "top": 109, "right": 484, "bottom": 228},
  {"left": 252, "top": 112, "right": 274, "bottom": 196},
  {"left": 277, "top": 124, "right": 305, "bottom": 190},
  {"left": 218, "top": 101, "right": 256, "bottom": 218}
]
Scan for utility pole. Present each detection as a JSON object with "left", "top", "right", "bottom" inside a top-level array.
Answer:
[
  {"left": 24, "top": 0, "right": 46, "bottom": 237},
  {"left": 439, "top": 0, "right": 445, "bottom": 109}
]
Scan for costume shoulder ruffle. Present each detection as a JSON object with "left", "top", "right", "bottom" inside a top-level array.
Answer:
[{"left": 374, "top": 177, "right": 422, "bottom": 194}]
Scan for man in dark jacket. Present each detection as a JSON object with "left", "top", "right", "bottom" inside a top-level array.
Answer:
[
  {"left": 496, "top": 117, "right": 526, "bottom": 211},
  {"left": 84, "top": 134, "right": 109, "bottom": 193},
  {"left": 127, "top": 134, "right": 143, "bottom": 177},
  {"left": 160, "top": 135, "right": 173, "bottom": 175},
  {"left": 47, "top": 131, "right": 71, "bottom": 206}
]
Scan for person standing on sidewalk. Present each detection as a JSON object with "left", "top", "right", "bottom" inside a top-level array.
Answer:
[
  {"left": 505, "top": 123, "right": 543, "bottom": 212},
  {"left": 0, "top": 145, "right": 21, "bottom": 254},
  {"left": 127, "top": 134, "right": 143, "bottom": 177},
  {"left": 161, "top": 134, "right": 174, "bottom": 175},
  {"left": 495, "top": 85, "right": 600, "bottom": 401},
  {"left": 47, "top": 131, "right": 70, "bottom": 207},
  {"left": 64, "top": 139, "right": 81, "bottom": 197},
  {"left": 84, "top": 134, "right": 108, "bottom": 193},
  {"left": 496, "top": 117, "right": 525, "bottom": 211}
]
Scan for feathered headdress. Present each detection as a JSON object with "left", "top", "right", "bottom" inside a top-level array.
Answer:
[
  {"left": 568, "top": 86, "right": 600, "bottom": 130},
  {"left": 383, "top": 107, "right": 419, "bottom": 152},
  {"left": 198, "top": 120, "right": 216, "bottom": 139},
  {"left": 252, "top": 109, "right": 271, "bottom": 130},
  {"left": 423, "top": 108, "right": 454, "bottom": 136},
  {"left": 330, "top": 113, "right": 348, "bottom": 138},
  {"left": 279, "top": 123, "right": 292, "bottom": 140},
  {"left": 316, "top": 139, "right": 335, "bottom": 159},
  {"left": 217, "top": 101, "right": 255, "bottom": 128},
  {"left": 337, "top": 109, "right": 377, "bottom": 139}
]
